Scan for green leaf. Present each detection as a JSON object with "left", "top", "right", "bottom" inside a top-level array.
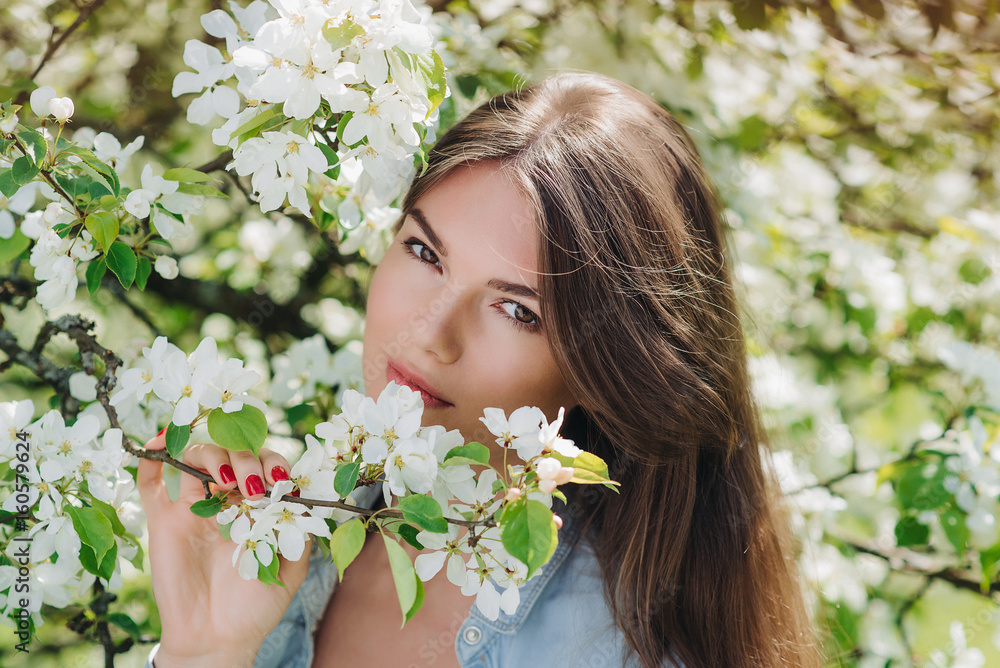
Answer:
[
  {"left": 330, "top": 518, "right": 366, "bottom": 582},
  {"left": 940, "top": 506, "right": 968, "bottom": 554},
  {"left": 85, "top": 211, "right": 119, "bottom": 253},
  {"left": 397, "top": 523, "right": 424, "bottom": 550},
  {"left": 894, "top": 516, "right": 930, "bottom": 547},
  {"left": 896, "top": 459, "right": 949, "bottom": 511},
  {"left": 397, "top": 494, "right": 448, "bottom": 533},
  {"left": 60, "top": 144, "right": 99, "bottom": 161},
  {"left": 165, "top": 422, "right": 191, "bottom": 460},
  {"left": 568, "top": 468, "right": 618, "bottom": 485},
  {"left": 11, "top": 155, "right": 39, "bottom": 185},
  {"left": 177, "top": 182, "right": 228, "bottom": 198},
  {"left": 230, "top": 107, "right": 281, "bottom": 143},
  {"left": 0, "top": 229, "right": 31, "bottom": 266},
  {"left": 569, "top": 451, "right": 609, "bottom": 477},
  {"left": 163, "top": 167, "right": 214, "bottom": 183},
  {"left": 190, "top": 495, "right": 226, "bottom": 518},
  {"left": 126, "top": 537, "right": 145, "bottom": 571},
  {"left": 0, "top": 168, "right": 18, "bottom": 197},
  {"left": 85, "top": 257, "right": 106, "bottom": 294},
  {"left": 336, "top": 111, "right": 355, "bottom": 146},
  {"left": 334, "top": 460, "right": 361, "bottom": 498},
  {"left": 412, "top": 50, "right": 448, "bottom": 117},
  {"left": 980, "top": 542, "right": 1000, "bottom": 593},
  {"left": 734, "top": 114, "right": 769, "bottom": 152},
  {"left": 77, "top": 155, "right": 119, "bottom": 197},
  {"left": 500, "top": 499, "right": 556, "bottom": 580},
  {"left": 255, "top": 546, "right": 284, "bottom": 587},
  {"left": 382, "top": 534, "right": 417, "bottom": 627},
  {"left": 323, "top": 17, "right": 365, "bottom": 51},
  {"left": 135, "top": 256, "right": 152, "bottom": 290},
  {"left": 548, "top": 450, "right": 617, "bottom": 486},
  {"left": 65, "top": 505, "right": 116, "bottom": 564},
  {"left": 316, "top": 141, "right": 340, "bottom": 179},
  {"left": 443, "top": 441, "right": 491, "bottom": 467},
  {"left": 404, "top": 573, "right": 425, "bottom": 624},
  {"left": 106, "top": 241, "right": 137, "bottom": 289},
  {"left": 207, "top": 404, "right": 268, "bottom": 456},
  {"left": 285, "top": 403, "right": 313, "bottom": 427},
  {"left": 17, "top": 129, "right": 46, "bottom": 164},
  {"left": 106, "top": 613, "right": 142, "bottom": 641},
  {"left": 90, "top": 498, "right": 128, "bottom": 537},
  {"left": 79, "top": 539, "right": 118, "bottom": 581}
]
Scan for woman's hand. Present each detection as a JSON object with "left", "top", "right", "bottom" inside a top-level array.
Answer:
[{"left": 137, "top": 431, "right": 312, "bottom": 668}]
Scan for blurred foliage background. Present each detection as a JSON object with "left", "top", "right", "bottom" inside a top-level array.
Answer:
[{"left": 1, "top": 0, "right": 999, "bottom": 666}]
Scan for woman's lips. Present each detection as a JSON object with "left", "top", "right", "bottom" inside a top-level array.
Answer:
[{"left": 386, "top": 362, "right": 453, "bottom": 409}]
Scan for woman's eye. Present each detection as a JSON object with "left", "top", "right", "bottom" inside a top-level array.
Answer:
[
  {"left": 499, "top": 301, "right": 540, "bottom": 332},
  {"left": 402, "top": 239, "right": 440, "bottom": 268}
]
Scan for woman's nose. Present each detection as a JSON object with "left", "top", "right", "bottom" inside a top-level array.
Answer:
[{"left": 408, "top": 281, "right": 465, "bottom": 364}]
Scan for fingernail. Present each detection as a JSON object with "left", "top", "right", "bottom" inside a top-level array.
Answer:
[
  {"left": 271, "top": 466, "right": 289, "bottom": 481},
  {"left": 157, "top": 426, "right": 167, "bottom": 437},
  {"left": 246, "top": 474, "right": 265, "bottom": 497},
  {"left": 219, "top": 464, "right": 236, "bottom": 484}
]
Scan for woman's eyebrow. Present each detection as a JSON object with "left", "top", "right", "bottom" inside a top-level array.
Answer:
[
  {"left": 409, "top": 208, "right": 540, "bottom": 301},
  {"left": 410, "top": 208, "right": 449, "bottom": 258},
  {"left": 487, "top": 278, "right": 540, "bottom": 301}
]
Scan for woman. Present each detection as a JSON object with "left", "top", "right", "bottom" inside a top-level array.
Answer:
[{"left": 138, "top": 72, "right": 822, "bottom": 668}]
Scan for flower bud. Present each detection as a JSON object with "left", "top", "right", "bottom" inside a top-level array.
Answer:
[
  {"left": 48, "top": 97, "right": 74, "bottom": 123},
  {"left": 536, "top": 457, "right": 561, "bottom": 480},
  {"left": 504, "top": 487, "right": 522, "bottom": 503},
  {"left": 553, "top": 514, "right": 563, "bottom": 530},
  {"left": 29, "top": 86, "right": 56, "bottom": 117},
  {"left": 155, "top": 256, "right": 179, "bottom": 279},
  {"left": 538, "top": 479, "right": 557, "bottom": 494},
  {"left": 554, "top": 466, "right": 574, "bottom": 485}
]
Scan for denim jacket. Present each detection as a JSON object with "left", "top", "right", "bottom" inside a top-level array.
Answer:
[{"left": 146, "top": 483, "right": 678, "bottom": 668}]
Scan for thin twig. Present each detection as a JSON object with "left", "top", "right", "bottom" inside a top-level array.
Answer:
[
  {"left": 28, "top": 0, "right": 110, "bottom": 81},
  {"left": 195, "top": 151, "right": 233, "bottom": 174},
  {"left": 836, "top": 533, "right": 1000, "bottom": 597}
]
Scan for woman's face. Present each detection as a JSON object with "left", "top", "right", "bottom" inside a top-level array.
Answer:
[{"left": 362, "top": 161, "right": 579, "bottom": 449}]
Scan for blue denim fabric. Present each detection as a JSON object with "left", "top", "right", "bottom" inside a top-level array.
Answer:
[{"left": 146, "top": 482, "right": 679, "bottom": 668}]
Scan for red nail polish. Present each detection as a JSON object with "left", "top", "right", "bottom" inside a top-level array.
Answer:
[
  {"left": 271, "top": 466, "right": 289, "bottom": 481},
  {"left": 219, "top": 464, "right": 236, "bottom": 484},
  {"left": 246, "top": 474, "right": 265, "bottom": 496},
  {"left": 157, "top": 426, "right": 167, "bottom": 437}
]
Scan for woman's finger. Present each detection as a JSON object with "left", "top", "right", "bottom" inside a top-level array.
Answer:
[
  {"left": 182, "top": 442, "right": 239, "bottom": 494},
  {"left": 227, "top": 449, "right": 267, "bottom": 500},
  {"left": 136, "top": 428, "right": 169, "bottom": 516},
  {"left": 258, "top": 447, "right": 293, "bottom": 488}
]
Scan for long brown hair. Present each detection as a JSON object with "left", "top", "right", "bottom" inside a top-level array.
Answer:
[{"left": 396, "top": 72, "right": 822, "bottom": 668}]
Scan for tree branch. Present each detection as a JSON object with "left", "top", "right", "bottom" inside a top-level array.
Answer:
[
  {"left": 28, "top": 0, "right": 110, "bottom": 82},
  {"left": 33, "top": 313, "right": 500, "bottom": 530},
  {"left": 0, "top": 318, "right": 80, "bottom": 417},
  {"left": 836, "top": 533, "right": 1000, "bottom": 598}
]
